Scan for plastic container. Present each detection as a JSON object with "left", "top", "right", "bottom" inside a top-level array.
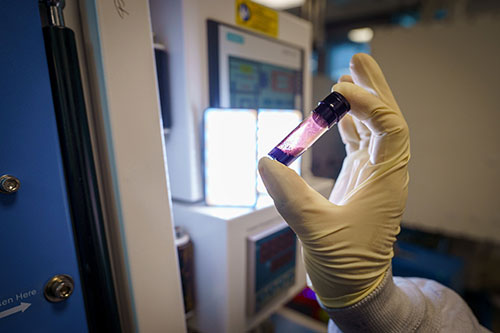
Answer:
[{"left": 268, "top": 92, "right": 350, "bottom": 166}]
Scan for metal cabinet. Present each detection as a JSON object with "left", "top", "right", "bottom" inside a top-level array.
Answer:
[{"left": 0, "top": 1, "right": 106, "bottom": 331}]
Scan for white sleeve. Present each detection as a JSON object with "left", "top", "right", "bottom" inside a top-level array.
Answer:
[{"left": 319, "top": 268, "right": 490, "bottom": 332}]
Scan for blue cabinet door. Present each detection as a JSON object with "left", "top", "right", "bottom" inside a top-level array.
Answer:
[{"left": 0, "top": 1, "right": 89, "bottom": 331}]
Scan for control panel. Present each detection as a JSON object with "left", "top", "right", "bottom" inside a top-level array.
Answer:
[{"left": 247, "top": 223, "right": 296, "bottom": 315}]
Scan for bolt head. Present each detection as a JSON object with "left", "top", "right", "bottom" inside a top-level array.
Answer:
[
  {"left": 0, "top": 175, "right": 20, "bottom": 193},
  {"left": 44, "top": 274, "right": 74, "bottom": 302}
]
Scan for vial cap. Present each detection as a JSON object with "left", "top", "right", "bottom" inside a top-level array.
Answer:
[{"left": 313, "top": 92, "right": 351, "bottom": 127}]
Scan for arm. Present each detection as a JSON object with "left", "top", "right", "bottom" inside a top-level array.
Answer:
[
  {"left": 258, "top": 53, "right": 488, "bottom": 332},
  {"left": 324, "top": 268, "right": 488, "bottom": 332}
]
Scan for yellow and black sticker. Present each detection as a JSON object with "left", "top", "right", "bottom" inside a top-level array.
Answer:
[{"left": 235, "top": 0, "right": 278, "bottom": 38}]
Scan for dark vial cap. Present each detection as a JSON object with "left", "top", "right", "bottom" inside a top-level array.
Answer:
[{"left": 313, "top": 92, "right": 351, "bottom": 127}]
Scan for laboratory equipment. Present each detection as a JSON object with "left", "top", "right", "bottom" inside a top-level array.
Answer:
[
  {"left": 76, "top": 1, "right": 187, "bottom": 330},
  {"left": 150, "top": 0, "right": 312, "bottom": 202},
  {"left": 41, "top": 1, "right": 120, "bottom": 327},
  {"left": 149, "top": 1, "right": 334, "bottom": 332},
  {"left": 203, "top": 108, "right": 258, "bottom": 206},
  {"left": 1, "top": 0, "right": 185, "bottom": 331},
  {"left": 247, "top": 223, "right": 297, "bottom": 315},
  {"left": 1, "top": 1, "right": 107, "bottom": 331},
  {"left": 173, "top": 200, "right": 307, "bottom": 333},
  {"left": 207, "top": 21, "right": 303, "bottom": 111},
  {"left": 269, "top": 92, "right": 350, "bottom": 166},
  {"left": 204, "top": 108, "right": 303, "bottom": 206}
]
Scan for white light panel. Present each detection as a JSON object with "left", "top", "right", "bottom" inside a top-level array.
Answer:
[{"left": 204, "top": 108, "right": 258, "bottom": 206}]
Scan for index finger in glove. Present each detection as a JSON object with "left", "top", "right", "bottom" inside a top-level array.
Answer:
[{"left": 333, "top": 82, "right": 409, "bottom": 164}]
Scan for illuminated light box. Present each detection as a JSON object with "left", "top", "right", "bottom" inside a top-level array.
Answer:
[
  {"left": 204, "top": 108, "right": 257, "bottom": 206},
  {"left": 204, "top": 108, "right": 303, "bottom": 206}
]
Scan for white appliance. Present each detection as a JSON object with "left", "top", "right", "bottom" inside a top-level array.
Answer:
[
  {"left": 150, "top": 0, "right": 314, "bottom": 202},
  {"left": 148, "top": 1, "right": 334, "bottom": 332}
]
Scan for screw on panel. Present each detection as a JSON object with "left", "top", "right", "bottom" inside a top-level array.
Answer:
[
  {"left": 44, "top": 274, "right": 75, "bottom": 303},
  {"left": 0, "top": 175, "right": 21, "bottom": 194}
]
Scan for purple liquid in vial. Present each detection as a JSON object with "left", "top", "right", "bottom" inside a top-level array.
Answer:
[{"left": 269, "top": 92, "right": 350, "bottom": 166}]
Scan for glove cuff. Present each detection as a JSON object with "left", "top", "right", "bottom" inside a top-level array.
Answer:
[
  {"left": 315, "top": 271, "right": 386, "bottom": 308},
  {"left": 317, "top": 267, "right": 431, "bottom": 332}
]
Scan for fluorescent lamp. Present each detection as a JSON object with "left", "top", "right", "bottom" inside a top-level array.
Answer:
[
  {"left": 348, "top": 27, "right": 374, "bottom": 43},
  {"left": 252, "top": 0, "right": 305, "bottom": 10}
]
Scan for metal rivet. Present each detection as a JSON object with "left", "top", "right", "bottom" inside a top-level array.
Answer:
[
  {"left": 44, "top": 274, "right": 74, "bottom": 303},
  {"left": 0, "top": 175, "right": 21, "bottom": 194}
]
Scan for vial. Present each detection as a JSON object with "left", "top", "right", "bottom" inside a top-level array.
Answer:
[{"left": 268, "top": 92, "right": 350, "bottom": 166}]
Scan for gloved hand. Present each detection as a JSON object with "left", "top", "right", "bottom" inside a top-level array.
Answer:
[{"left": 258, "top": 53, "right": 410, "bottom": 308}]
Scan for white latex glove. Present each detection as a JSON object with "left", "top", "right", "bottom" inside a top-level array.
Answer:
[{"left": 258, "top": 53, "right": 410, "bottom": 308}]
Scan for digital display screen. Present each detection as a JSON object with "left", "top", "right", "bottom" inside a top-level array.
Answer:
[
  {"left": 229, "top": 56, "right": 302, "bottom": 110},
  {"left": 252, "top": 226, "right": 296, "bottom": 312}
]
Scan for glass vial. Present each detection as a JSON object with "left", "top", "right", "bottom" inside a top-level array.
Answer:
[{"left": 268, "top": 92, "right": 350, "bottom": 166}]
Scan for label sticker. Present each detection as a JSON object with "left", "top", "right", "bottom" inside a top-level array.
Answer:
[
  {"left": 227, "top": 32, "right": 245, "bottom": 44},
  {"left": 235, "top": 0, "right": 278, "bottom": 38},
  {"left": 0, "top": 289, "right": 36, "bottom": 319}
]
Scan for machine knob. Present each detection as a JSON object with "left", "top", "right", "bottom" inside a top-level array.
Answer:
[
  {"left": 44, "top": 274, "right": 74, "bottom": 303},
  {"left": 0, "top": 174, "right": 20, "bottom": 194}
]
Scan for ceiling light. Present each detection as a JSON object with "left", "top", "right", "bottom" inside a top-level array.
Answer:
[
  {"left": 252, "top": 0, "right": 305, "bottom": 10},
  {"left": 348, "top": 27, "right": 374, "bottom": 43}
]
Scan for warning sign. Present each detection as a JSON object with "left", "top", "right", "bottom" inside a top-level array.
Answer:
[{"left": 235, "top": 0, "right": 278, "bottom": 38}]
